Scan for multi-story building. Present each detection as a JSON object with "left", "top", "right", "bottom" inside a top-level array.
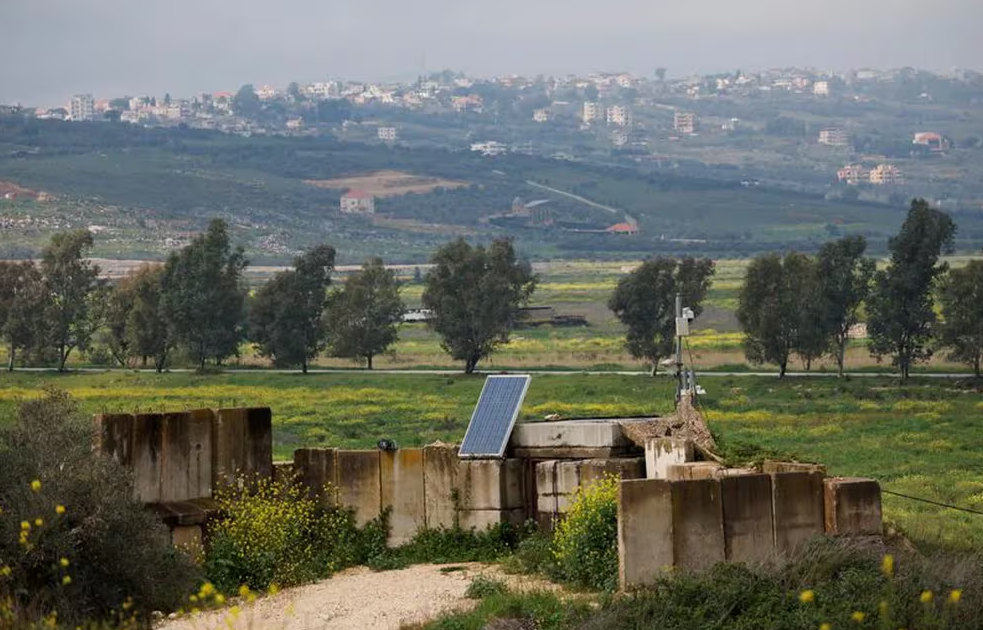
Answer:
[
  {"left": 532, "top": 108, "right": 551, "bottom": 123},
  {"left": 340, "top": 190, "right": 375, "bottom": 214},
  {"left": 378, "top": 126, "right": 397, "bottom": 141},
  {"left": 70, "top": 94, "right": 95, "bottom": 121},
  {"left": 869, "top": 164, "right": 903, "bottom": 185},
  {"left": 673, "top": 111, "right": 696, "bottom": 134},
  {"left": 818, "top": 128, "right": 850, "bottom": 147},
  {"left": 606, "top": 105, "right": 630, "bottom": 127},
  {"left": 813, "top": 81, "right": 830, "bottom": 96},
  {"left": 837, "top": 164, "right": 868, "bottom": 185},
  {"left": 582, "top": 101, "right": 604, "bottom": 123}
]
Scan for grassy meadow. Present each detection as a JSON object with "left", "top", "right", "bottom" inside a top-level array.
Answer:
[{"left": 1, "top": 370, "right": 981, "bottom": 551}]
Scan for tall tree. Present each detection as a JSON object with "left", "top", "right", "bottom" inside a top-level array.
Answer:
[
  {"left": 0, "top": 261, "right": 45, "bottom": 370},
  {"left": 816, "top": 236, "right": 875, "bottom": 376},
  {"left": 607, "top": 257, "right": 715, "bottom": 375},
  {"left": 324, "top": 257, "right": 405, "bottom": 369},
  {"left": 103, "top": 275, "right": 138, "bottom": 367},
  {"left": 737, "top": 252, "right": 816, "bottom": 377},
  {"left": 40, "top": 230, "right": 102, "bottom": 371},
  {"left": 126, "top": 265, "right": 170, "bottom": 372},
  {"left": 868, "top": 199, "right": 956, "bottom": 381},
  {"left": 422, "top": 238, "right": 536, "bottom": 373},
  {"left": 160, "top": 219, "right": 247, "bottom": 370},
  {"left": 938, "top": 260, "right": 983, "bottom": 377},
  {"left": 248, "top": 245, "right": 335, "bottom": 372}
]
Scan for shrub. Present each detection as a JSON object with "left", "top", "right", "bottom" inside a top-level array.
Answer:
[
  {"left": 204, "top": 476, "right": 386, "bottom": 593},
  {"left": 0, "top": 390, "right": 200, "bottom": 626},
  {"left": 368, "top": 520, "right": 529, "bottom": 571},
  {"left": 465, "top": 575, "right": 508, "bottom": 599},
  {"left": 550, "top": 475, "right": 619, "bottom": 591}
]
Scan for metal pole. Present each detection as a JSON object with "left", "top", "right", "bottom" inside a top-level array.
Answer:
[{"left": 675, "top": 292, "right": 683, "bottom": 405}]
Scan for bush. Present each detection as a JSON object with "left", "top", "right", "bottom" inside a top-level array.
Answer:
[
  {"left": 204, "top": 476, "right": 387, "bottom": 593},
  {"left": 368, "top": 521, "right": 529, "bottom": 571},
  {"left": 550, "top": 475, "right": 619, "bottom": 591},
  {"left": 465, "top": 575, "right": 508, "bottom": 599},
  {"left": 0, "top": 390, "right": 200, "bottom": 626}
]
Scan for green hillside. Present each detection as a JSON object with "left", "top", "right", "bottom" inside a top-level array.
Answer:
[{"left": 2, "top": 117, "right": 981, "bottom": 263}]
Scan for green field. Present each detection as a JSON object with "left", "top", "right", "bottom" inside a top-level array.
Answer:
[{"left": 2, "top": 371, "right": 980, "bottom": 551}]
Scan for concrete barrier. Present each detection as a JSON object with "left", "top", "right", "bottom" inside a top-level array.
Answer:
[
  {"left": 132, "top": 413, "right": 164, "bottom": 503},
  {"left": 672, "top": 478, "right": 725, "bottom": 571},
  {"left": 423, "top": 445, "right": 460, "bottom": 529},
  {"left": 645, "top": 438, "right": 694, "bottom": 479},
  {"left": 213, "top": 407, "right": 273, "bottom": 488},
  {"left": 666, "top": 462, "right": 723, "bottom": 481},
  {"left": 618, "top": 479, "right": 673, "bottom": 588},
  {"left": 824, "top": 477, "right": 882, "bottom": 535},
  {"left": 160, "top": 410, "right": 213, "bottom": 502},
  {"left": 95, "top": 412, "right": 136, "bottom": 468},
  {"left": 721, "top": 474, "right": 775, "bottom": 563},
  {"left": 381, "top": 449, "right": 426, "bottom": 545},
  {"left": 763, "top": 461, "right": 827, "bottom": 475},
  {"left": 337, "top": 450, "right": 382, "bottom": 526},
  {"left": 293, "top": 448, "right": 339, "bottom": 504},
  {"left": 772, "top": 471, "right": 825, "bottom": 555}
]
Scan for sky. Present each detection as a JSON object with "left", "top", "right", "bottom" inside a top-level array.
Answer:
[{"left": 1, "top": 0, "right": 981, "bottom": 106}]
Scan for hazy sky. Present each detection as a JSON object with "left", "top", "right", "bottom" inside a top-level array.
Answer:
[{"left": 1, "top": 0, "right": 980, "bottom": 105}]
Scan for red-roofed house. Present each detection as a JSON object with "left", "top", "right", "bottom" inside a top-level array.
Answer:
[
  {"left": 340, "top": 189, "right": 375, "bottom": 214},
  {"left": 606, "top": 222, "right": 638, "bottom": 235}
]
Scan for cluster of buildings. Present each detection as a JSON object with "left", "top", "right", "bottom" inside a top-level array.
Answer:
[
  {"left": 580, "top": 102, "right": 631, "bottom": 127},
  {"left": 837, "top": 163, "right": 904, "bottom": 185}
]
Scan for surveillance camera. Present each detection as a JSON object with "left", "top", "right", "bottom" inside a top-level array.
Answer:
[{"left": 682, "top": 307, "right": 695, "bottom": 321}]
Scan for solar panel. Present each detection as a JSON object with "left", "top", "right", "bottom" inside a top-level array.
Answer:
[{"left": 458, "top": 375, "right": 531, "bottom": 458}]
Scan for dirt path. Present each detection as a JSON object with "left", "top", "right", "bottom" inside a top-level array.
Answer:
[{"left": 161, "top": 563, "right": 543, "bottom": 630}]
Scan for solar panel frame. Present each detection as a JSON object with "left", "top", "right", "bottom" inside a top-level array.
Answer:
[{"left": 458, "top": 375, "right": 531, "bottom": 459}]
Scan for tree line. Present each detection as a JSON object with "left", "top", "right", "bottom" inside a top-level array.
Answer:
[
  {"left": 0, "top": 221, "right": 536, "bottom": 374},
  {"left": 608, "top": 199, "right": 982, "bottom": 381}
]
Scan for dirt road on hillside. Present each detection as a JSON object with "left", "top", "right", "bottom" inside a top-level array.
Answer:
[{"left": 160, "top": 563, "right": 547, "bottom": 630}]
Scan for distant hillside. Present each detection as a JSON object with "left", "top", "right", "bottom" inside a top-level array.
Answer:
[{"left": 1, "top": 117, "right": 981, "bottom": 263}]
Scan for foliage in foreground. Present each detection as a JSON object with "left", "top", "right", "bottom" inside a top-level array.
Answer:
[
  {"left": 0, "top": 391, "right": 200, "bottom": 626},
  {"left": 426, "top": 538, "right": 983, "bottom": 630},
  {"left": 204, "top": 476, "right": 387, "bottom": 593},
  {"left": 551, "top": 476, "right": 619, "bottom": 592}
]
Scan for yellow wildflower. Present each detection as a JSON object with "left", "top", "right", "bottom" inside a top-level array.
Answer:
[
  {"left": 20, "top": 521, "right": 30, "bottom": 531},
  {"left": 238, "top": 585, "right": 251, "bottom": 597},
  {"left": 59, "top": 558, "right": 69, "bottom": 568},
  {"left": 878, "top": 600, "right": 889, "bottom": 616},
  {"left": 30, "top": 480, "right": 41, "bottom": 492},
  {"left": 34, "top": 518, "right": 43, "bottom": 527},
  {"left": 851, "top": 611, "right": 866, "bottom": 622},
  {"left": 920, "top": 590, "right": 933, "bottom": 604},
  {"left": 881, "top": 554, "right": 894, "bottom": 577},
  {"left": 189, "top": 595, "right": 198, "bottom": 603},
  {"left": 799, "top": 590, "right": 815, "bottom": 603},
  {"left": 55, "top": 505, "right": 65, "bottom": 515},
  {"left": 0, "top": 566, "right": 12, "bottom": 577},
  {"left": 268, "top": 583, "right": 280, "bottom": 596},
  {"left": 199, "top": 582, "right": 215, "bottom": 597},
  {"left": 948, "top": 589, "right": 962, "bottom": 604},
  {"left": 819, "top": 624, "right": 831, "bottom": 630},
  {"left": 61, "top": 576, "right": 71, "bottom": 586},
  {"left": 215, "top": 594, "right": 226, "bottom": 605}
]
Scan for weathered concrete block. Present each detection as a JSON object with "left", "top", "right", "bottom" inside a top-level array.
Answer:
[
  {"left": 672, "top": 478, "right": 725, "bottom": 571},
  {"left": 293, "top": 448, "right": 339, "bottom": 504},
  {"left": 618, "top": 479, "right": 673, "bottom": 588},
  {"left": 721, "top": 474, "right": 775, "bottom": 563},
  {"left": 645, "top": 438, "right": 695, "bottom": 479},
  {"left": 763, "top": 461, "right": 827, "bottom": 476},
  {"left": 160, "top": 410, "right": 213, "bottom": 502},
  {"left": 95, "top": 413, "right": 136, "bottom": 468},
  {"left": 535, "top": 460, "right": 558, "bottom": 495},
  {"left": 423, "top": 444, "right": 460, "bottom": 529},
  {"left": 512, "top": 446, "right": 635, "bottom": 459},
  {"left": 555, "top": 460, "right": 582, "bottom": 495},
  {"left": 772, "top": 471, "right": 825, "bottom": 555},
  {"left": 461, "top": 459, "right": 525, "bottom": 510},
  {"left": 511, "top": 420, "right": 633, "bottom": 450},
  {"left": 212, "top": 407, "right": 273, "bottom": 488},
  {"left": 459, "top": 509, "right": 526, "bottom": 531},
  {"left": 824, "top": 477, "right": 883, "bottom": 535},
  {"left": 381, "top": 449, "right": 426, "bottom": 546},
  {"left": 171, "top": 524, "right": 203, "bottom": 550},
  {"left": 579, "top": 458, "right": 646, "bottom": 486},
  {"left": 667, "top": 462, "right": 723, "bottom": 481},
  {"left": 337, "top": 450, "right": 382, "bottom": 527},
  {"left": 715, "top": 467, "right": 758, "bottom": 478},
  {"left": 132, "top": 413, "right": 164, "bottom": 503}
]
